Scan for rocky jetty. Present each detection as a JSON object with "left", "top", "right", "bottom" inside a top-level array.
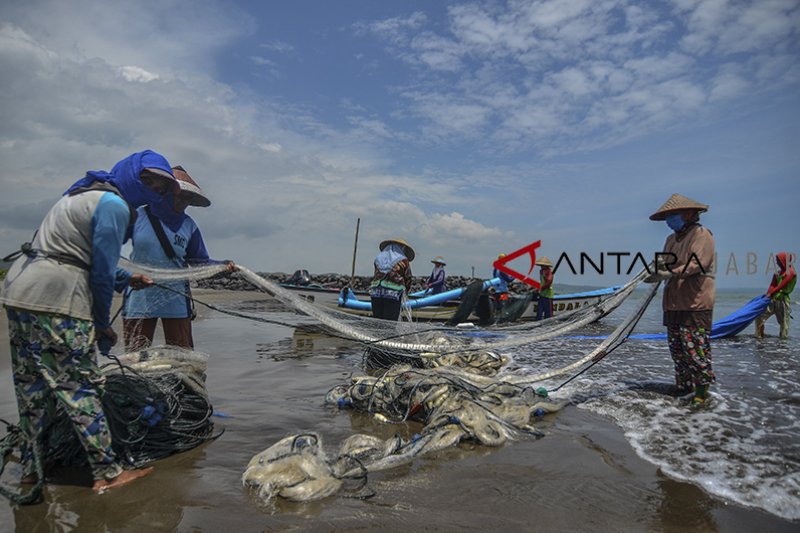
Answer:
[{"left": 194, "top": 270, "right": 539, "bottom": 294}]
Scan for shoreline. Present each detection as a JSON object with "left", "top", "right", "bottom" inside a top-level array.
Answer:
[{"left": 0, "top": 290, "right": 796, "bottom": 529}]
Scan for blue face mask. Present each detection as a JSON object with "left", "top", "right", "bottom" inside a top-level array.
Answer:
[{"left": 665, "top": 213, "right": 686, "bottom": 232}]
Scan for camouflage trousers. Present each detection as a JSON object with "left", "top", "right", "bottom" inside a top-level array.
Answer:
[
  {"left": 755, "top": 299, "right": 791, "bottom": 339},
  {"left": 6, "top": 308, "right": 123, "bottom": 481},
  {"left": 667, "top": 325, "right": 716, "bottom": 392}
]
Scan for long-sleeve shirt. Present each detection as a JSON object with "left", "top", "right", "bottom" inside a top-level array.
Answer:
[
  {"left": 1, "top": 191, "right": 131, "bottom": 330},
  {"left": 427, "top": 268, "right": 446, "bottom": 294},
  {"left": 371, "top": 258, "right": 413, "bottom": 293},
  {"left": 661, "top": 223, "right": 715, "bottom": 327},
  {"left": 493, "top": 268, "right": 515, "bottom": 293}
]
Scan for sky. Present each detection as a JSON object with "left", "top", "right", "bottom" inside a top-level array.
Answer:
[{"left": 0, "top": 0, "right": 798, "bottom": 289}]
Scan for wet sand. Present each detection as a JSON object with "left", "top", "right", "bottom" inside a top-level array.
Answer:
[{"left": 0, "top": 290, "right": 796, "bottom": 532}]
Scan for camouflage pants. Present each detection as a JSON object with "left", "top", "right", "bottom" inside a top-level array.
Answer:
[
  {"left": 755, "top": 299, "right": 791, "bottom": 339},
  {"left": 6, "top": 308, "right": 123, "bottom": 481},
  {"left": 667, "top": 325, "right": 716, "bottom": 392}
]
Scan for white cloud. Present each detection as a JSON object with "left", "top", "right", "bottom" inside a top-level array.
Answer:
[
  {"left": 353, "top": 0, "right": 798, "bottom": 156},
  {"left": 118, "top": 65, "right": 159, "bottom": 83}
]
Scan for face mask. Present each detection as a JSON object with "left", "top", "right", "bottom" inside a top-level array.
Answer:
[{"left": 665, "top": 213, "right": 685, "bottom": 232}]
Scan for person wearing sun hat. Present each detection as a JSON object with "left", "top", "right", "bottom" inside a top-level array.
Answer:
[
  {"left": 535, "top": 256, "right": 554, "bottom": 320},
  {"left": 0, "top": 150, "right": 177, "bottom": 492},
  {"left": 648, "top": 193, "right": 716, "bottom": 406},
  {"left": 426, "top": 256, "right": 447, "bottom": 295},
  {"left": 370, "top": 238, "right": 415, "bottom": 320},
  {"left": 123, "top": 165, "right": 235, "bottom": 350}
]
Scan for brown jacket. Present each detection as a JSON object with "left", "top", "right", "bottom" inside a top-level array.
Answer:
[{"left": 662, "top": 223, "right": 715, "bottom": 315}]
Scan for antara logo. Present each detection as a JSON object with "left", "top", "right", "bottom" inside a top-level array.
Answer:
[
  {"left": 492, "top": 240, "right": 542, "bottom": 289},
  {"left": 494, "top": 243, "right": 711, "bottom": 280}
]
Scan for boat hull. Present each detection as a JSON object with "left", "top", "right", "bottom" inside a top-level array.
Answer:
[{"left": 279, "top": 282, "right": 621, "bottom": 322}]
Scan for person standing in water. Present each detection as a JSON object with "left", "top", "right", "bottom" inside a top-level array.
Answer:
[
  {"left": 123, "top": 165, "right": 235, "bottom": 350},
  {"left": 0, "top": 150, "right": 177, "bottom": 492},
  {"left": 647, "top": 193, "right": 716, "bottom": 407},
  {"left": 370, "top": 238, "right": 414, "bottom": 321},
  {"left": 755, "top": 252, "right": 796, "bottom": 339}
]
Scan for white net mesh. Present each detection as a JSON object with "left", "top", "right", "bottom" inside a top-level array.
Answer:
[{"left": 117, "top": 259, "right": 659, "bottom": 505}]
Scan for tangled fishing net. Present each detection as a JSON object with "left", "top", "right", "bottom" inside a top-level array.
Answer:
[
  {"left": 0, "top": 346, "right": 219, "bottom": 504},
  {"left": 0, "top": 259, "right": 659, "bottom": 505},
  {"left": 110, "top": 259, "right": 659, "bottom": 505}
]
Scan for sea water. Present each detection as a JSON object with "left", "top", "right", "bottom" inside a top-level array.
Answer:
[
  {"left": 508, "top": 288, "right": 800, "bottom": 521},
  {"left": 1, "top": 288, "right": 797, "bottom": 531}
]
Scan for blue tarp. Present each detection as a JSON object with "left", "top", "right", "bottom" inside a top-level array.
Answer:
[{"left": 572, "top": 294, "right": 771, "bottom": 340}]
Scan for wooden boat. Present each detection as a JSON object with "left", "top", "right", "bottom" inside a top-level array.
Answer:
[{"left": 329, "top": 279, "right": 622, "bottom": 323}]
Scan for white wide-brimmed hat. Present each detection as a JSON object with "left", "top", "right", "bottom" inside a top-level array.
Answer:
[{"left": 430, "top": 256, "right": 446, "bottom": 265}]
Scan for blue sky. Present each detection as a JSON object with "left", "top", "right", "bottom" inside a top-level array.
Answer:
[{"left": 0, "top": 0, "right": 798, "bottom": 289}]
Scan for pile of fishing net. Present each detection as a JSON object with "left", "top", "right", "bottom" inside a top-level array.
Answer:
[
  {"left": 55, "top": 347, "right": 217, "bottom": 467},
  {"left": 242, "top": 351, "right": 565, "bottom": 504},
  {"left": 1, "top": 346, "right": 218, "bottom": 504},
  {"left": 109, "top": 261, "right": 659, "bottom": 506}
]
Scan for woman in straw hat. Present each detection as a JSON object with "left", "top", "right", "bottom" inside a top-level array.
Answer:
[
  {"left": 648, "top": 193, "right": 716, "bottom": 406},
  {"left": 123, "top": 165, "right": 235, "bottom": 350},
  {"left": 370, "top": 238, "right": 415, "bottom": 320},
  {"left": 0, "top": 150, "right": 177, "bottom": 491},
  {"left": 535, "top": 256, "right": 554, "bottom": 320},
  {"left": 426, "top": 256, "right": 447, "bottom": 295}
]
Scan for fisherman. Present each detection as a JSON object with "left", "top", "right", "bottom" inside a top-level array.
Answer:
[
  {"left": 370, "top": 238, "right": 414, "bottom": 321},
  {"left": 492, "top": 253, "right": 515, "bottom": 312},
  {"left": 426, "top": 256, "right": 447, "bottom": 295},
  {"left": 535, "top": 256, "right": 554, "bottom": 320},
  {"left": 755, "top": 252, "right": 796, "bottom": 339},
  {"left": 123, "top": 165, "right": 235, "bottom": 350},
  {"left": 646, "top": 193, "right": 716, "bottom": 407},
  {"left": 0, "top": 150, "right": 177, "bottom": 491}
]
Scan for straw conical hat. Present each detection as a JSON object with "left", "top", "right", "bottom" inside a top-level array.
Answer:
[
  {"left": 172, "top": 166, "right": 211, "bottom": 207},
  {"left": 430, "top": 256, "right": 446, "bottom": 265},
  {"left": 649, "top": 193, "right": 708, "bottom": 221},
  {"left": 535, "top": 256, "right": 553, "bottom": 267},
  {"left": 379, "top": 238, "right": 415, "bottom": 261}
]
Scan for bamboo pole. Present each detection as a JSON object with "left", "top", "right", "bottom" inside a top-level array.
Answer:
[{"left": 350, "top": 218, "right": 360, "bottom": 287}]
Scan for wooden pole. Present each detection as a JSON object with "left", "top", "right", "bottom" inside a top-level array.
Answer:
[{"left": 350, "top": 218, "right": 360, "bottom": 287}]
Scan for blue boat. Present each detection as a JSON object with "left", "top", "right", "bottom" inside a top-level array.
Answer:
[{"left": 337, "top": 279, "right": 623, "bottom": 322}]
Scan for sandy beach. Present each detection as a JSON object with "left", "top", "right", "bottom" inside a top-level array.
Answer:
[{"left": 1, "top": 288, "right": 797, "bottom": 532}]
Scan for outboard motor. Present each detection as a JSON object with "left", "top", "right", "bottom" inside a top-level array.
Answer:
[{"left": 288, "top": 269, "right": 312, "bottom": 286}]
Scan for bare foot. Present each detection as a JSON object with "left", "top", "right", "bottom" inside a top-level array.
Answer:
[
  {"left": 20, "top": 474, "right": 38, "bottom": 485},
  {"left": 92, "top": 467, "right": 153, "bottom": 493}
]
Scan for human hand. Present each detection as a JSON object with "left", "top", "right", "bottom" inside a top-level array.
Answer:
[
  {"left": 129, "top": 273, "right": 153, "bottom": 290},
  {"left": 644, "top": 270, "right": 672, "bottom": 283},
  {"left": 225, "top": 261, "right": 237, "bottom": 273},
  {"left": 97, "top": 327, "right": 118, "bottom": 356}
]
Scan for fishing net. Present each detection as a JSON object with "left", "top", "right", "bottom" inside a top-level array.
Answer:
[
  {"left": 118, "top": 260, "right": 649, "bottom": 360},
  {"left": 0, "top": 346, "right": 218, "bottom": 504},
  {"left": 241, "top": 280, "right": 660, "bottom": 504},
  {"left": 109, "top": 259, "right": 658, "bottom": 505},
  {"left": 243, "top": 360, "right": 564, "bottom": 504}
]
